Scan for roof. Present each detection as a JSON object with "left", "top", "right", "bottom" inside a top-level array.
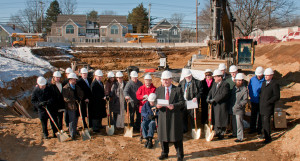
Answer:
[
  {"left": 151, "top": 19, "right": 173, "bottom": 31},
  {"left": 0, "top": 24, "right": 24, "bottom": 35},
  {"left": 56, "top": 15, "right": 86, "bottom": 27},
  {"left": 99, "top": 15, "right": 127, "bottom": 27}
]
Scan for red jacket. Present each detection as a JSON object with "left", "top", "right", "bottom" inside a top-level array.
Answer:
[{"left": 136, "top": 84, "right": 156, "bottom": 113}]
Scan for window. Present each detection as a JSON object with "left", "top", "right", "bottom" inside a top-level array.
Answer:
[
  {"left": 57, "top": 28, "right": 61, "bottom": 35},
  {"left": 159, "top": 30, "right": 162, "bottom": 35},
  {"left": 111, "top": 25, "right": 119, "bottom": 34},
  {"left": 102, "top": 38, "right": 106, "bottom": 42},
  {"left": 172, "top": 29, "right": 178, "bottom": 35},
  {"left": 72, "top": 38, "right": 76, "bottom": 42},
  {"left": 66, "top": 25, "right": 74, "bottom": 34}
]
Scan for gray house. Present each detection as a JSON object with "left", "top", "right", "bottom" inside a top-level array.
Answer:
[
  {"left": 0, "top": 24, "right": 24, "bottom": 47},
  {"left": 150, "top": 19, "right": 181, "bottom": 43}
]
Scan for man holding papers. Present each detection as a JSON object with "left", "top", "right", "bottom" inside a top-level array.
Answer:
[
  {"left": 178, "top": 69, "right": 203, "bottom": 133},
  {"left": 155, "top": 71, "right": 185, "bottom": 161}
]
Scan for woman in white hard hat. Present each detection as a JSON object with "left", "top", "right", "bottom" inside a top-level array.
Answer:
[
  {"left": 49, "top": 71, "right": 65, "bottom": 131},
  {"left": 110, "top": 71, "right": 127, "bottom": 129},
  {"left": 31, "top": 76, "right": 58, "bottom": 139},
  {"left": 200, "top": 69, "right": 214, "bottom": 124},
  {"left": 90, "top": 70, "right": 107, "bottom": 132}
]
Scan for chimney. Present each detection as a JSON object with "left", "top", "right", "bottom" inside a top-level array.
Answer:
[{"left": 13, "top": 24, "right": 15, "bottom": 30}]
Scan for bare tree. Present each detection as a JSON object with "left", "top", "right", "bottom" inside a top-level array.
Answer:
[
  {"left": 169, "top": 13, "right": 185, "bottom": 28},
  {"left": 101, "top": 10, "right": 117, "bottom": 15},
  {"left": 60, "top": 0, "right": 77, "bottom": 15}
]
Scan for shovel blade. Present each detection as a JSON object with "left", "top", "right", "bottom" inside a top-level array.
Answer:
[
  {"left": 80, "top": 129, "right": 91, "bottom": 141},
  {"left": 124, "top": 126, "right": 133, "bottom": 138},
  {"left": 192, "top": 128, "right": 201, "bottom": 139},
  {"left": 106, "top": 125, "right": 115, "bottom": 136},
  {"left": 204, "top": 124, "right": 214, "bottom": 142},
  {"left": 56, "top": 131, "right": 69, "bottom": 142}
]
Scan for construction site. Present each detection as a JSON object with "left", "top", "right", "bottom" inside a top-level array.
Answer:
[{"left": 0, "top": 40, "right": 299, "bottom": 160}]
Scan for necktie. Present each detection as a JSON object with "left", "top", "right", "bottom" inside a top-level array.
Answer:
[
  {"left": 84, "top": 79, "right": 90, "bottom": 87},
  {"left": 166, "top": 88, "right": 169, "bottom": 100}
]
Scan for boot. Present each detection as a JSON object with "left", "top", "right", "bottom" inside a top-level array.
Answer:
[
  {"left": 144, "top": 138, "right": 149, "bottom": 148},
  {"left": 147, "top": 137, "right": 153, "bottom": 149}
]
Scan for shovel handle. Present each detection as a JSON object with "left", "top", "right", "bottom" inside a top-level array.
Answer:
[
  {"left": 194, "top": 108, "right": 197, "bottom": 131},
  {"left": 126, "top": 100, "right": 130, "bottom": 128},
  {"left": 44, "top": 106, "right": 60, "bottom": 132}
]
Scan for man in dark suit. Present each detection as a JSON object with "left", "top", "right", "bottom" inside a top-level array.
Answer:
[
  {"left": 178, "top": 69, "right": 203, "bottom": 133},
  {"left": 156, "top": 71, "right": 185, "bottom": 161},
  {"left": 207, "top": 69, "right": 230, "bottom": 140},
  {"left": 76, "top": 67, "right": 93, "bottom": 128},
  {"left": 260, "top": 68, "right": 280, "bottom": 144}
]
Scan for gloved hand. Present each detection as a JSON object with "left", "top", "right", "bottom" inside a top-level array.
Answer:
[
  {"left": 209, "top": 99, "right": 215, "bottom": 104},
  {"left": 143, "top": 95, "right": 149, "bottom": 99},
  {"left": 39, "top": 101, "right": 48, "bottom": 107}
]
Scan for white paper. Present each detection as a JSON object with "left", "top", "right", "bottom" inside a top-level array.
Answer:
[
  {"left": 157, "top": 99, "right": 169, "bottom": 106},
  {"left": 186, "top": 100, "right": 198, "bottom": 109}
]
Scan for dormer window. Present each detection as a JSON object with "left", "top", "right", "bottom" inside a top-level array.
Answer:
[{"left": 66, "top": 25, "right": 74, "bottom": 34}]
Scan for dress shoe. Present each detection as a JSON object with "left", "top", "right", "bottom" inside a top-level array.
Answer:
[
  {"left": 158, "top": 154, "right": 168, "bottom": 160},
  {"left": 177, "top": 157, "right": 183, "bottom": 161},
  {"left": 234, "top": 139, "right": 243, "bottom": 143},
  {"left": 263, "top": 139, "right": 272, "bottom": 144},
  {"left": 147, "top": 139, "right": 153, "bottom": 149}
]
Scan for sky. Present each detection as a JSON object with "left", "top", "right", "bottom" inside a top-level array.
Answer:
[{"left": 0, "top": 0, "right": 299, "bottom": 29}]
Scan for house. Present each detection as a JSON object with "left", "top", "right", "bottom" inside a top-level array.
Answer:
[
  {"left": 150, "top": 19, "right": 181, "bottom": 43},
  {"left": 47, "top": 15, "right": 94, "bottom": 43},
  {"left": 0, "top": 24, "right": 24, "bottom": 47},
  {"left": 99, "top": 15, "right": 132, "bottom": 43}
]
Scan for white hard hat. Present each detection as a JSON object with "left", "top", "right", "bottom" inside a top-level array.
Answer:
[
  {"left": 144, "top": 74, "right": 152, "bottom": 80},
  {"left": 205, "top": 69, "right": 212, "bottom": 73},
  {"left": 229, "top": 65, "right": 238, "bottom": 73},
  {"left": 37, "top": 76, "right": 47, "bottom": 86},
  {"left": 68, "top": 73, "right": 78, "bottom": 79},
  {"left": 182, "top": 69, "right": 192, "bottom": 77},
  {"left": 116, "top": 71, "right": 123, "bottom": 77},
  {"left": 218, "top": 63, "right": 226, "bottom": 70},
  {"left": 255, "top": 66, "right": 264, "bottom": 76},
  {"left": 212, "top": 69, "right": 223, "bottom": 76},
  {"left": 65, "top": 67, "right": 73, "bottom": 74},
  {"left": 107, "top": 71, "right": 115, "bottom": 78},
  {"left": 80, "top": 68, "right": 88, "bottom": 74},
  {"left": 53, "top": 71, "right": 62, "bottom": 77},
  {"left": 235, "top": 73, "right": 244, "bottom": 80},
  {"left": 161, "top": 71, "right": 173, "bottom": 79},
  {"left": 130, "top": 71, "right": 138, "bottom": 78},
  {"left": 94, "top": 70, "right": 103, "bottom": 76},
  {"left": 264, "top": 68, "right": 274, "bottom": 75},
  {"left": 148, "top": 93, "right": 157, "bottom": 102}
]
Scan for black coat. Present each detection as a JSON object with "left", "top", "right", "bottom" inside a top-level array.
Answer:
[
  {"left": 259, "top": 80, "right": 280, "bottom": 116},
  {"left": 49, "top": 83, "right": 65, "bottom": 110},
  {"left": 155, "top": 85, "right": 185, "bottom": 142},
  {"left": 207, "top": 80, "right": 230, "bottom": 127},
  {"left": 31, "top": 86, "right": 56, "bottom": 118},
  {"left": 90, "top": 80, "right": 107, "bottom": 119},
  {"left": 76, "top": 78, "right": 93, "bottom": 117},
  {"left": 200, "top": 78, "right": 214, "bottom": 124},
  {"left": 178, "top": 77, "right": 203, "bottom": 102}
]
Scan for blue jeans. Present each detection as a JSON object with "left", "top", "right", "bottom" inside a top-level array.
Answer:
[
  {"left": 66, "top": 109, "right": 78, "bottom": 138},
  {"left": 141, "top": 119, "right": 156, "bottom": 138}
]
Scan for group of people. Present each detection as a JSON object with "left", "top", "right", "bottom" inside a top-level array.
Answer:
[{"left": 31, "top": 63, "right": 280, "bottom": 161}]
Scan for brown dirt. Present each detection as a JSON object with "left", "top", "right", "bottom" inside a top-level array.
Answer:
[{"left": 1, "top": 43, "right": 300, "bottom": 161}]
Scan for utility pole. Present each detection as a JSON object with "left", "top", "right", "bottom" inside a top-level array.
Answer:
[
  {"left": 40, "top": 1, "right": 44, "bottom": 33},
  {"left": 148, "top": 3, "right": 151, "bottom": 33},
  {"left": 196, "top": 0, "right": 200, "bottom": 43}
]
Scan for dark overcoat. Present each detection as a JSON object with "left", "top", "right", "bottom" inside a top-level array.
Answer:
[
  {"left": 76, "top": 78, "right": 92, "bottom": 117},
  {"left": 200, "top": 78, "right": 214, "bottom": 124},
  {"left": 90, "top": 80, "right": 107, "bottom": 119},
  {"left": 259, "top": 80, "right": 280, "bottom": 116},
  {"left": 31, "top": 86, "right": 56, "bottom": 118},
  {"left": 155, "top": 85, "right": 185, "bottom": 142},
  {"left": 207, "top": 80, "right": 230, "bottom": 127},
  {"left": 49, "top": 83, "right": 65, "bottom": 110}
]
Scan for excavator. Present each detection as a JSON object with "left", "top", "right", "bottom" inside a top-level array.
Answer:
[
  {"left": 191, "top": 0, "right": 256, "bottom": 71},
  {"left": 125, "top": 33, "right": 157, "bottom": 43},
  {"left": 11, "top": 33, "right": 45, "bottom": 47}
]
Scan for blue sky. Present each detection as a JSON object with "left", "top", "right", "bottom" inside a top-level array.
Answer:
[{"left": 0, "top": 0, "right": 299, "bottom": 29}]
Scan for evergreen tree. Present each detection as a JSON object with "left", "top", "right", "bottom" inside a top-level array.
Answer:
[
  {"left": 127, "top": 3, "right": 149, "bottom": 33},
  {"left": 87, "top": 10, "right": 98, "bottom": 22},
  {"left": 45, "top": 0, "right": 61, "bottom": 33}
]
